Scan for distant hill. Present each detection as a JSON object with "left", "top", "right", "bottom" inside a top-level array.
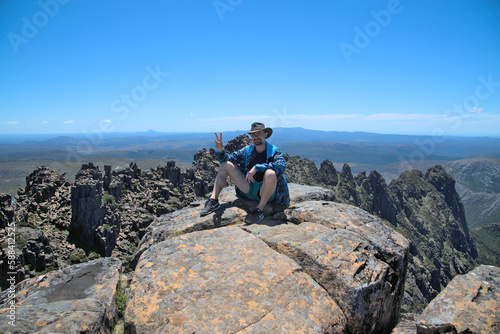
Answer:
[{"left": 444, "top": 159, "right": 500, "bottom": 229}]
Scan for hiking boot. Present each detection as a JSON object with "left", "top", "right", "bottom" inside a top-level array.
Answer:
[
  {"left": 200, "top": 199, "right": 220, "bottom": 216},
  {"left": 245, "top": 208, "right": 264, "bottom": 224}
]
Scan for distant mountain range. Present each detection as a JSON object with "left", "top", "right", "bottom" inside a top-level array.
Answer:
[{"left": 1, "top": 128, "right": 499, "bottom": 162}]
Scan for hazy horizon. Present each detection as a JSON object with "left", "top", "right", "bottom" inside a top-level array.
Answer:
[{"left": 1, "top": 126, "right": 500, "bottom": 141}]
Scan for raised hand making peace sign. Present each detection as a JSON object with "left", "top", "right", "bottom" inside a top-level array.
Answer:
[{"left": 214, "top": 132, "right": 223, "bottom": 152}]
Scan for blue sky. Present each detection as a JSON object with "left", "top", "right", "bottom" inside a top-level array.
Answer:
[{"left": 1, "top": 0, "right": 500, "bottom": 137}]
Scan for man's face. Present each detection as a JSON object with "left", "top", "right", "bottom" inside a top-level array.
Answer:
[{"left": 250, "top": 130, "right": 266, "bottom": 146}]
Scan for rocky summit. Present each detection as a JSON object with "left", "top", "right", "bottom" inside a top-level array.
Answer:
[{"left": 126, "top": 183, "right": 409, "bottom": 333}]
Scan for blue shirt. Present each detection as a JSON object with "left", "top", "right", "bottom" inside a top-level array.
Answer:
[{"left": 215, "top": 141, "right": 290, "bottom": 206}]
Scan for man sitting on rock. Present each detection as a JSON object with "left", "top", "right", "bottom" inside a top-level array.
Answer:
[{"left": 200, "top": 122, "right": 290, "bottom": 224}]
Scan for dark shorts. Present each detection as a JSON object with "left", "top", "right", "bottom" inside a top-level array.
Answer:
[{"left": 243, "top": 181, "right": 276, "bottom": 202}]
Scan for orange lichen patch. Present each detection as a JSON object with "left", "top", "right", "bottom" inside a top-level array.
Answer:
[
  {"left": 149, "top": 270, "right": 159, "bottom": 279},
  {"left": 263, "top": 313, "right": 276, "bottom": 321},
  {"left": 294, "top": 211, "right": 310, "bottom": 222},
  {"left": 241, "top": 248, "right": 255, "bottom": 256},
  {"left": 169, "top": 271, "right": 180, "bottom": 279},
  {"left": 170, "top": 314, "right": 186, "bottom": 326},
  {"left": 144, "top": 262, "right": 154, "bottom": 268},
  {"left": 210, "top": 317, "right": 221, "bottom": 324},
  {"left": 247, "top": 301, "right": 259, "bottom": 310},
  {"left": 128, "top": 293, "right": 162, "bottom": 324},
  {"left": 36, "top": 320, "right": 48, "bottom": 326},
  {"left": 298, "top": 299, "right": 307, "bottom": 309},
  {"left": 337, "top": 222, "right": 349, "bottom": 229},
  {"left": 239, "top": 318, "right": 248, "bottom": 326},
  {"left": 188, "top": 269, "right": 199, "bottom": 279},
  {"left": 193, "top": 244, "right": 205, "bottom": 252},
  {"left": 392, "top": 233, "right": 409, "bottom": 247},
  {"left": 247, "top": 287, "right": 262, "bottom": 296},
  {"left": 56, "top": 324, "right": 62, "bottom": 328},
  {"left": 352, "top": 260, "right": 367, "bottom": 274},
  {"left": 37, "top": 280, "right": 50, "bottom": 288},
  {"left": 170, "top": 282, "right": 183, "bottom": 290},
  {"left": 11, "top": 299, "right": 27, "bottom": 308},
  {"left": 177, "top": 244, "right": 187, "bottom": 249},
  {"left": 17, "top": 288, "right": 30, "bottom": 297},
  {"left": 481, "top": 300, "right": 499, "bottom": 313},
  {"left": 156, "top": 279, "right": 170, "bottom": 290},
  {"left": 205, "top": 255, "right": 215, "bottom": 263}
]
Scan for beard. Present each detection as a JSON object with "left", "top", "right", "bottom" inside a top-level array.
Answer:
[{"left": 253, "top": 138, "right": 263, "bottom": 146}]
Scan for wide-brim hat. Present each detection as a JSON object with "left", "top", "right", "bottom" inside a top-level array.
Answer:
[{"left": 245, "top": 122, "right": 273, "bottom": 138}]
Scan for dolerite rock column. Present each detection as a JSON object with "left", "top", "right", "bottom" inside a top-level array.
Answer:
[
  {"left": 94, "top": 207, "right": 121, "bottom": 257},
  {"left": 70, "top": 163, "right": 107, "bottom": 251},
  {"left": 0, "top": 193, "right": 14, "bottom": 229}
]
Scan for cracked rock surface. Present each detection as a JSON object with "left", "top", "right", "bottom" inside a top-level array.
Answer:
[
  {"left": 126, "top": 184, "right": 409, "bottom": 333},
  {"left": 127, "top": 226, "right": 346, "bottom": 333},
  {"left": 0, "top": 257, "right": 121, "bottom": 334},
  {"left": 417, "top": 265, "right": 500, "bottom": 334}
]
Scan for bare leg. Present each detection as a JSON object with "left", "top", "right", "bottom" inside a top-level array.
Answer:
[
  {"left": 210, "top": 161, "right": 250, "bottom": 200},
  {"left": 257, "top": 169, "right": 277, "bottom": 211}
]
